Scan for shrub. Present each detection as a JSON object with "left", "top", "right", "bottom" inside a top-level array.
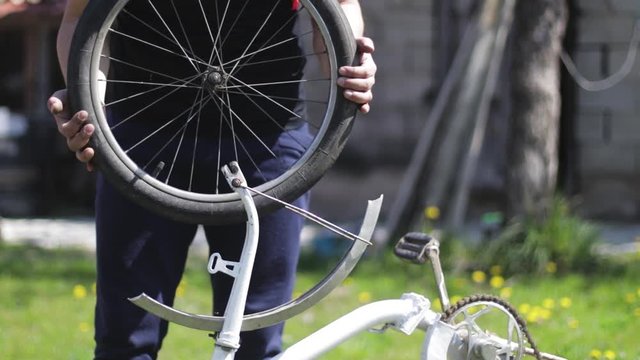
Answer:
[{"left": 475, "top": 196, "right": 603, "bottom": 276}]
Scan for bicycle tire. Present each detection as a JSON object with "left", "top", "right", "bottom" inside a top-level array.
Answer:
[{"left": 68, "top": 0, "right": 358, "bottom": 224}]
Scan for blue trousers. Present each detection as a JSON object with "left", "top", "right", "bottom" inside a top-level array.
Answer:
[{"left": 93, "top": 126, "right": 311, "bottom": 359}]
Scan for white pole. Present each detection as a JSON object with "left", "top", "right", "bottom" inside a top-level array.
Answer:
[{"left": 211, "top": 164, "right": 261, "bottom": 360}]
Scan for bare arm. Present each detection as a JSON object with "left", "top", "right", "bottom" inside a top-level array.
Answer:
[
  {"left": 49, "top": 0, "right": 95, "bottom": 171},
  {"left": 336, "top": 0, "right": 376, "bottom": 113},
  {"left": 57, "top": 0, "right": 89, "bottom": 82},
  {"left": 337, "top": 0, "right": 364, "bottom": 37}
]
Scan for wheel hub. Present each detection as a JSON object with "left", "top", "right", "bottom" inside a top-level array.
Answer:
[{"left": 204, "top": 70, "right": 226, "bottom": 92}]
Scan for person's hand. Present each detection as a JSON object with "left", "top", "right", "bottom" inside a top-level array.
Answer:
[
  {"left": 338, "top": 37, "right": 376, "bottom": 114},
  {"left": 48, "top": 89, "right": 95, "bottom": 172}
]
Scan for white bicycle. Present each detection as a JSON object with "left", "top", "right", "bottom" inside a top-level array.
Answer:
[
  {"left": 128, "top": 162, "right": 566, "bottom": 360},
  {"left": 67, "top": 1, "right": 567, "bottom": 358}
]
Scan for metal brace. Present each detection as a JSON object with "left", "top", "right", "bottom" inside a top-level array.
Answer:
[
  {"left": 394, "top": 293, "right": 434, "bottom": 336},
  {"left": 207, "top": 253, "right": 240, "bottom": 278}
]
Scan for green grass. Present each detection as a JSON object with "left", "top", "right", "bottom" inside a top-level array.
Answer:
[{"left": 1, "top": 242, "right": 639, "bottom": 359}]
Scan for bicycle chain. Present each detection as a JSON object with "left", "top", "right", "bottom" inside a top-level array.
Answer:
[{"left": 440, "top": 294, "right": 542, "bottom": 360}]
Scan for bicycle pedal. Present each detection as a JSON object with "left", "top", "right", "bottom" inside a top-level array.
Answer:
[{"left": 394, "top": 232, "right": 436, "bottom": 264}]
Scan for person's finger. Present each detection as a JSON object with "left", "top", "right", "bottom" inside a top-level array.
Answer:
[
  {"left": 59, "top": 110, "right": 90, "bottom": 139},
  {"left": 343, "top": 89, "right": 373, "bottom": 106},
  {"left": 339, "top": 54, "right": 377, "bottom": 79},
  {"left": 337, "top": 76, "right": 375, "bottom": 92},
  {"left": 67, "top": 122, "right": 95, "bottom": 152},
  {"left": 76, "top": 147, "right": 95, "bottom": 164},
  {"left": 355, "top": 37, "right": 375, "bottom": 54},
  {"left": 47, "top": 90, "right": 68, "bottom": 114},
  {"left": 358, "top": 103, "right": 370, "bottom": 114}
]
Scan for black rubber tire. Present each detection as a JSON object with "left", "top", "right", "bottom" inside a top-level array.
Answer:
[{"left": 68, "top": 0, "right": 358, "bottom": 224}]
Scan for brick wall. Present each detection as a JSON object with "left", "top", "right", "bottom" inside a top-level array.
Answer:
[
  {"left": 311, "top": 0, "right": 436, "bottom": 220},
  {"left": 343, "top": 0, "right": 435, "bottom": 163},
  {"left": 314, "top": 0, "right": 640, "bottom": 223},
  {"left": 572, "top": 0, "right": 640, "bottom": 219}
]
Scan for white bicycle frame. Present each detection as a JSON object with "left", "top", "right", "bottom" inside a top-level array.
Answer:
[{"left": 129, "top": 163, "right": 566, "bottom": 360}]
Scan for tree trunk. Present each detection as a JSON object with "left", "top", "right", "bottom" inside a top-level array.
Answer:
[{"left": 507, "top": 0, "right": 568, "bottom": 219}]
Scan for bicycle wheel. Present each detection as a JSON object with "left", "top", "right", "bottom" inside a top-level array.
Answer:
[{"left": 68, "top": 0, "right": 358, "bottom": 224}]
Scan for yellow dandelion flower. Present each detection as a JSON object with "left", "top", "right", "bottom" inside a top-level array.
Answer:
[
  {"left": 500, "top": 287, "right": 513, "bottom": 299},
  {"left": 518, "top": 303, "right": 531, "bottom": 314},
  {"left": 176, "top": 284, "right": 186, "bottom": 298},
  {"left": 490, "top": 275, "right": 505, "bottom": 289},
  {"left": 633, "top": 308, "right": 640, "bottom": 317},
  {"left": 545, "top": 262, "right": 557, "bottom": 274},
  {"left": 358, "top": 291, "right": 372, "bottom": 303},
  {"left": 432, "top": 298, "right": 442, "bottom": 311},
  {"left": 450, "top": 295, "right": 462, "bottom": 304},
  {"left": 560, "top": 297, "right": 572, "bottom": 309},
  {"left": 79, "top": 322, "right": 91, "bottom": 333},
  {"left": 604, "top": 350, "right": 616, "bottom": 360},
  {"left": 526, "top": 312, "right": 539, "bottom": 323},
  {"left": 490, "top": 265, "right": 502, "bottom": 276},
  {"left": 342, "top": 277, "right": 354, "bottom": 286},
  {"left": 73, "top": 284, "right": 88, "bottom": 299},
  {"left": 471, "top": 270, "right": 486, "bottom": 284},
  {"left": 625, "top": 293, "right": 636, "bottom": 304},
  {"left": 567, "top": 318, "right": 579, "bottom": 329},
  {"left": 175, "top": 279, "right": 187, "bottom": 298},
  {"left": 425, "top": 206, "right": 440, "bottom": 220},
  {"left": 589, "top": 349, "right": 602, "bottom": 359},
  {"left": 527, "top": 306, "right": 547, "bottom": 323},
  {"left": 542, "top": 298, "right": 555, "bottom": 309}
]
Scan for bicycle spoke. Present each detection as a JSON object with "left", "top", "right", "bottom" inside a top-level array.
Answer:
[
  {"left": 204, "top": 0, "right": 230, "bottom": 67},
  {"left": 104, "top": 79, "right": 201, "bottom": 89},
  {"left": 100, "top": 54, "right": 199, "bottom": 88},
  {"left": 124, "top": 93, "right": 210, "bottom": 154},
  {"left": 224, "top": 89, "right": 327, "bottom": 106},
  {"left": 210, "top": 94, "right": 268, "bottom": 184},
  {"left": 109, "top": 28, "right": 209, "bottom": 69},
  {"left": 211, "top": 91, "right": 277, "bottom": 159},
  {"left": 222, "top": 32, "right": 308, "bottom": 69},
  {"left": 103, "top": 73, "right": 200, "bottom": 108},
  {"left": 226, "top": 75, "right": 302, "bottom": 119},
  {"left": 227, "top": 3, "right": 303, "bottom": 77},
  {"left": 219, "top": 0, "right": 252, "bottom": 49},
  {"left": 108, "top": 76, "right": 201, "bottom": 131},
  {"left": 228, "top": 85, "right": 311, "bottom": 150},
  {"left": 231, "top": 51, "right": 326, "bottom": 70},
  {"left": 146, "top": 0, "right": 200, "bottom": 72},
  {"left": 226, "top": 0, "right": 281, "bottom": 77},
  {"left": 189, "top": 90, "right": 206, "bottom": 192},
  {"left": 223, "top": 78, "right": 329, "bottom": 90},
  {"left": 165, "top": 88, "right": 206, "bottom": 184},
  {"left": 169, "top": 0, "right": 201, "bottom": 73},
  {"left": 215, "top": 99, "right": 224, "bottom": 194},
  {"left": 121, "top": 8, "right": 208, "bottom": 66}
]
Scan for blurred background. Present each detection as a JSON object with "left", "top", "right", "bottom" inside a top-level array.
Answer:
[
  {"left": 1, "top": 0, "right": 639, "bottom": 233},
  {"left": 1, "top": 0, "right": 640, "bottom": 359}
]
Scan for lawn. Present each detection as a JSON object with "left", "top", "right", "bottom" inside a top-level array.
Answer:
[{"left": 0, "top": 242, "right": 638, "bottom": 359}]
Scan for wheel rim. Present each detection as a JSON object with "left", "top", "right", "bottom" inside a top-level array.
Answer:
[{"left": 88, "top": 0, "right": 339, "bottom": 203}]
